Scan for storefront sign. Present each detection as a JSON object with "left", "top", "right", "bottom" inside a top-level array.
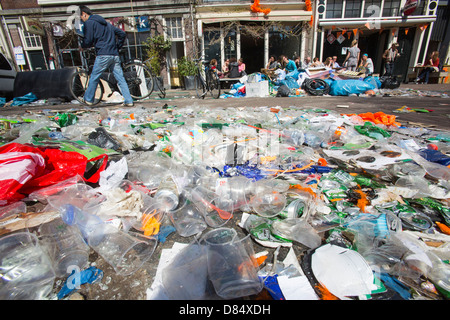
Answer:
[
  {"left": 136, "top": 16, "right": 150, "bottom": 32},
  {"left": 403, "top": 0, "right": 419, "bottom": 16},
  {"left": 14, "top": 46, "right": 26, "bottom": 66}
]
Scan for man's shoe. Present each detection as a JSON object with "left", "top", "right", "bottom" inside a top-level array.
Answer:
[
  {"left": 79, "top": 97, "right": 94, "bottom": 106},
  {"left": 121, "top": 102, "right": 134, "bottom": 107}
]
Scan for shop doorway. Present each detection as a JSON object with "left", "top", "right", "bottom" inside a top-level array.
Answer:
[
  {"left": 240, "top": 34, "right": 264, "bottom": 74},
  {"left": 395, "top": 27, "right": 416, "bottom": 83}
]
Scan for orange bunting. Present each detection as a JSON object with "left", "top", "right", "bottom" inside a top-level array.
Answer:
[
  {"left": 251, "top": 0, "right": 271, "bottom": 15},
  {"left": 305, "top": 0, "right": 313, "bottom": 11}
]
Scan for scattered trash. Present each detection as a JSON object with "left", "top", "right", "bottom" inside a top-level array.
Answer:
[{"left": 0, "top": 100, "right": 449, "bottom": 302}]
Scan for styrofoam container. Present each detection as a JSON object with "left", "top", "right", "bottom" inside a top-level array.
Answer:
[{"left": 246, "top": 81, "right": 269, "bottom": 97}]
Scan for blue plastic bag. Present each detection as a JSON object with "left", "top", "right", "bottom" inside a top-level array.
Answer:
[
  {"left": 329, "top": 79, "right": 376, "bottom": 96},
  {"left": 0, "top": 97, "right": 5, "bottom": 107},
  {"left": 11, "top": 92, "right": 38, "bottom": 107}
]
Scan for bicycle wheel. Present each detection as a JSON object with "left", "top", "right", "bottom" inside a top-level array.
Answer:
[
  {"left": 122, "top": 62, "right": 154, "bottom": 100},
  {"left": 69, "top": 69, "right": 104, "bottom": 105},
  {"left": 195, "top": 74, "right": 207, "bottom": 99},
  {"left": 208, "top": 70, "right": 221, "bottom": 99}
]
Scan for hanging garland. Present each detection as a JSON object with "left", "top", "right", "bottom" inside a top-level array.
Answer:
[
  {"left": 305, "top": 0, "right": 313, "bottom": 27},
  {"left": 305, "top": 0, "right": 312, "bottom": 11},
  {"left": 250, "top": 0, "right": 271, "bottom": 16}
]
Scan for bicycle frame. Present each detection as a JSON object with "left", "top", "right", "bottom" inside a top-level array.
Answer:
[{"left": 195, "top": 59, "right": 220, "bottom": 99}]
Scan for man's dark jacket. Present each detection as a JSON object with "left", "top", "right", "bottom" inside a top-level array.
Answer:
[{"left": 81, "top": 14, "right": 126, "bottom": 56}]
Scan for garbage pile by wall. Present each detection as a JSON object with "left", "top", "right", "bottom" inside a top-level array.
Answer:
[
  {"left": 221, "top": 70, "right": 449, "bottom": 99},
  {"left": 0, "top": 104, "right": 449, "bottom": 300}
]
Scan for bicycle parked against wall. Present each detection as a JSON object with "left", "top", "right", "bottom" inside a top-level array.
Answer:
[
  {"left": 194, "top": 59, "right": 221, "bottom": 99},
  {"left": 69, "top": 47, "right": 165, "bottom": 106}
]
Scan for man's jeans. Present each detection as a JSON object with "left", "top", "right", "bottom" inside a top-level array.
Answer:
[
  {"left": 384, "top": 62, "right": 395, "bottom": 76},
  {"left": 84, "top": 55, "right": 133, "bottom": 104}
]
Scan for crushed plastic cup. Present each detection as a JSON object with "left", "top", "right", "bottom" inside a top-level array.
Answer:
[
  {"left": 61, "top": 204, "right": 157, "bottom": 276},
  {"left": 47, "top": 183, "right": 106, "bottom": 214},
  {"left": 189, "top": 185, "right": 233, "bottom": 228},
  {"left": 0, "top": 232, "right": 55, "bottom": 300},
  {"left": 167, "top": 196, "right": 207, "bottom": 237},
  {"left": 215, "top": 176, "right": 253, "bottom": 213},
  {"left": 88, "top": 225, "right": 157, "bottom": 276},
  {"left": 37, "top": 217, "right": 90, "bottom": 278},
  {"left": 202, "top": 228, "right": 263, "bottom": 299},
  {"left": 250, "top": 191, "right": 286, "bottom": 218},
  {"left": 161, "top": 242, "right": 210, "bottom": 300},
  {"left": 132, "top": 152, "right": 173, "bottom": 189}
]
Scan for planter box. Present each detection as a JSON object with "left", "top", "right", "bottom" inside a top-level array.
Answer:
[{"left": 183, "top": 75, "right": 196, "bottom": 90}]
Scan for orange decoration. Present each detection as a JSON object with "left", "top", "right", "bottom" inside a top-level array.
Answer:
[
  {"left": 305, "top": 0, "right": 312, "bottom": 11},
  {"left": 251, "top": 0, "right": 271, "bottom": 15}
]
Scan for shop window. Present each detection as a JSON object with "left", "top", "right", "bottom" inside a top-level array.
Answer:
[
  {"left": 20, "top": 29, "right": 42, "bottom": 50},
  {"left": 165, "top": 17, "right": 184, "bottom": 41},
  {"left": 382, "top": 0, "right": 401, "bottom": 17},
  {"left": 326, "top": 0, "right": 343, "bottom": 19},
  {"left": 344, "top": 0, "right": 362, "bottom": 18}
]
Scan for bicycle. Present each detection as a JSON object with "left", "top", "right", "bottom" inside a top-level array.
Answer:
[
  {"left": 69, "top": 46, "right": 165, "bottom": 106},
  {"left": 194, "top": 59, "right": 221, "bottom": 99}
]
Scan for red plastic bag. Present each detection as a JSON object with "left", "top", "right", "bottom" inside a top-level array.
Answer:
[{"left": 0, "top": 143, "right": 108, "bottom": 205}]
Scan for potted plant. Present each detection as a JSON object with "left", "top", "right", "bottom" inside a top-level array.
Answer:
[
  {"left": 144, "top": 35, "right": 172, "bottom": 90},
  {"left": 177, "top": 56, "right": 198, "bottom": 90}
]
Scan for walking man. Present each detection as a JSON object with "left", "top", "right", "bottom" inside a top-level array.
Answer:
[
  {"left": 382, "top": 43, "right": 400, "bottom": 77},
  {"left": 79, "top": 5, "right": 134, "bottom": 107}
]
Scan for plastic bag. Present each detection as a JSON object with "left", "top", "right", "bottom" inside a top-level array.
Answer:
[
  {"left": 11, "top": 92, "right": 38, "bottom": 107},
  {"left": 0, "top": 143, "right": 108, "bottom": 204},
  {"left": 329, "top": 79, "right": 376, "bottom": 96}
]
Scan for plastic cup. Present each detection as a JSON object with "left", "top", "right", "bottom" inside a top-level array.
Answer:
[
  {"left": 47, "top": 183, "right": 105, "bottom": 214},
  {"left": 250, "top": 191, "right": 287, "bottom": 218},
  {"left": 202, "top": 228, "right": 263, "bottom": 299},
  {"left": 0, "top": 232, "right": 55, "bottom": 300},
  {"left": 61, "top": 204, "right": 157, "bottom": 276},
  {"left": 190, "top": 186, "right": 233, "bottom": 228},
  {"left": 215, "top": 176, "right": 253, "bottom": 212},
  {"left": 87, "top": 224, "right": 157, "bottom": 276},
  {"left": 161, "top": 242, "right": 210, "bottom": 300},
  {"left": 168, "top": 197, "right": 207, "bottom": 237},
  {"left": 38, "top": 217, "right": 90, "bottom": 278}
]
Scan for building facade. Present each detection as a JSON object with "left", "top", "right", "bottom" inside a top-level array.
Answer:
[
  {"left": 313, "top": 0, "right": 447, "bottom": 82},
  {"left": 0, "top": 0, "right": 447, "bottom": 85},
  {"left": 195, "top": 0, "right": 314, "bottom": 74}
]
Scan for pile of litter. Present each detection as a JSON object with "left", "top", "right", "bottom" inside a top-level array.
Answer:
[{"left": 0, "top": 104, "right": 449, "bottom": 301}]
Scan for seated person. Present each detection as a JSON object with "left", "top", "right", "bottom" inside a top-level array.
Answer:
[
  {"left": 281, "top": 55, "right": 297, "bottom": 73},
  {"left": 323, "top": 57, "right": 333, "bottom": 68},
  {"left": 222, "top": 58, "right": 230, "bottom": 77},
  {"left": 228, "top": 57, "right": 240, "bottom": 78},
  {"left": 266, "top": 55, "right": 280, "bottom": 70},
  {"left": 238, "top": 58, "right": 246, "bottom": 76},
  {"left": 332, "top": 56, "right": 340, "bottom": 68},
  {"left": 311, "top": 57, "right": 324, "bottom": 67},
  {"left": 415, "top": 51, "right": 440, "bottom": 84},
  {"left": 301, "top": 56, "right": 312, "bottom": 69},
  {"left": 359, "top": 53, "right": 374, "bottom": 76}
]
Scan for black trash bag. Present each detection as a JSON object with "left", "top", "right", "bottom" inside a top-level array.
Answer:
[
  {"left": 276, "top": 84, "right": 290, "bottom": 97},
  {"left": 303, "top": 78, "right": 330, "bottom": 96},
  {"left": 380, "top": 76, "right": 400, "bottom": 89},
  {"left": 88, "top": 127, "right": 121, "bottom": 150}
]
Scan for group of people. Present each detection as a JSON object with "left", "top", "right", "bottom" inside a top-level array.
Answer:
[{"left": 217, "top": 57, "right": 246, "bottom": 78}]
